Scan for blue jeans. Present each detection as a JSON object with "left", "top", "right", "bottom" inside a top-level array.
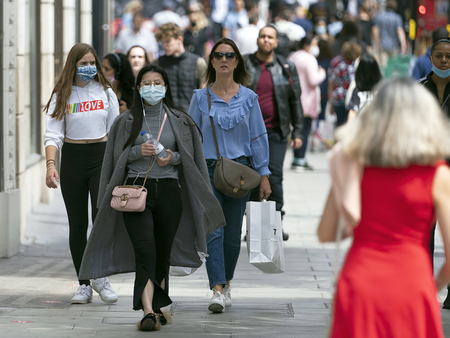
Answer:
[{"left": 205, "top": 157, "right": 251, "bottom": 289}]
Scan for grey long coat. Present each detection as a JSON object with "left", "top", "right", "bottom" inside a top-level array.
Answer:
[{"left": 79, "top": 105, "right": 226, "bottom": 280}]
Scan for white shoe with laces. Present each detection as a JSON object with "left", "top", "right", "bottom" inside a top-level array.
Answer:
[
  {"left": 223, "top": 285, "right": 232, "bottom": 307},
  {"left": 208, "top": 288, "right": 225, "bottom": 313},
  {"left": 71, "top": 284, "right": 93, "bottom": 304},
  {"left": 92, "top": 277, "right": 118, "bottom": 303}
]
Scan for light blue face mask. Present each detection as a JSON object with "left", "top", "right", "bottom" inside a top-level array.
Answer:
[
  {"left": 140, "top": 85, "right": 166, "bottom": 106},
  {"left": 315, "top": 26, "right": 327, "bottom": 35},
  {"left": 76, "top": 65, "right": 97, "bottom": 82},
  {"left": 432, "top": 62, "right": 450, "bottom": 78}
]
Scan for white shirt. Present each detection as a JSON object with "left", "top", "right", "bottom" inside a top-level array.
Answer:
[
  {"left": 211, "top": 0, "right": 229, "bottom": 24},
  {"left": 235, "top": 24, "right": 259, "bottom": 55},
  {"left": 114, "top": 28, "right": 158, "bottom": 54},
  {"left": 152, "top": 10, "right": 183, "bottom": 28},
  {"left": 44, "top": 81, "right": 120, "bottom": 149},
  {"left": 275, "top": 20, "right": 306, "bottom": 41}
]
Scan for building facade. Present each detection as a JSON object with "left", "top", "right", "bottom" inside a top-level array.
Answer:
[{"left": 0, "top": 0, "right": 113, "bottom": 257}]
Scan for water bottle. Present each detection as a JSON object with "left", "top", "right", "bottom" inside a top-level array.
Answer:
[{"left": 140, "top": 131, "right": 169, "bottom": 159}]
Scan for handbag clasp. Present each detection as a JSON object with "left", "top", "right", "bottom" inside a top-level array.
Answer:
[{"left": 120, "top": 194, "right": 129, "bottom": 201}]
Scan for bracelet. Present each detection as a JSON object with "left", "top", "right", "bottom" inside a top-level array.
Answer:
[
  {"left": 46, "top": 159, "right": 55, "bottom": 164},
  {"left": 46, "top": 166, "right": 56, "bottom": 171}
]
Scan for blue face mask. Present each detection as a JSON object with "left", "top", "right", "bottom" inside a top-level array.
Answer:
[
  {"left": 432, "top": 62, "right": 450, "bottom": 78},
  {"left": 315, "top": 26, "right": 327, "bottom": 35},
  {"left": 140, "top": 85, "right": 166, "bottom": 106},
  {"left": 76, "top": 65, "right": 97, "bottom": 82}
]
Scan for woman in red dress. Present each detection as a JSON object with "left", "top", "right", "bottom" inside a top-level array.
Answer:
[{"left": 318, "top": 77, "right": 450, "bottom": 338}]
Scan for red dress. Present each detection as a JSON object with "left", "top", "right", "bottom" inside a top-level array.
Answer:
[{"left": 330, "top": 163, "right": 445, "bottom": 338}]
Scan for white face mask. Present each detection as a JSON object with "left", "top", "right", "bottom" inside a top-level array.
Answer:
[{"left": 309, "top": 46, "right": 320, "bottom": 57}]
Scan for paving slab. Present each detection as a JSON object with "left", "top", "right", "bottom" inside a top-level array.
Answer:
[{"left": 1, "top": 151, "right": 450, "bottom": 337}]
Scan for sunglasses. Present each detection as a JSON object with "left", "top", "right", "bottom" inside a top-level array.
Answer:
[{"left": 212, "top": 52, "right": 237, "bottom": 60}]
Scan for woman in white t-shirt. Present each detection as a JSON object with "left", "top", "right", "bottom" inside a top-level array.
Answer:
[
  {"left": 346, "top": 53, "right": 382, "bottom": 121},
  {"left": 43, "top": 43, "right": 120, "bottom": 305}
]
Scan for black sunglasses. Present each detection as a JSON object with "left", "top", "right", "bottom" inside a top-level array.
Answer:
[{"left": 212, "top": 52, "right": 237, "bottom": 60}]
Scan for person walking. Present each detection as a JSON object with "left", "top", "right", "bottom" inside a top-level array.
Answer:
[
  {"left": 328, "top": 40, "right": 362, "bottom": 126},
  {"left": 372, "top": 0, "right": 406, "bottom": 67},
  {"left": 114, "top": 11, "right": 158, "bottom": 63},
  {"left": 102, "top": 52, "right": 135, "bottom": 113},
  {"left": 183, "top": 2, "right": 212, "bottom": 59},
  {"left": 288, "top": 34, "right": 326, "bottom": 171},
  {"left": 244, "top": 25, "right": 304, "bottom": 240},
  {"left": 79, "top": 64, "right": 226, "bottom": 331},
  {"left": 346, "top": 53, "right": 382, "bottom": 121},
  {"left": 318, "top": 77, "right": 450, "bottom": 338},
  {"left": 154, "top": 23, "right": 207, "bottom": 112},
  {"left": 419, "top": 38, "right": 450, "bottom": 309},
  {"left": 127, "top": 45, "right": 150, "bottom": 78},
  {"left": 43, "top": 43, "right": 119, "bottom": 304},
  {"left": 188, "top": 38, "right": 271, "bottom": 313},
  {"left": 413, "top": 27, "right": 449, "bottom": 80}
]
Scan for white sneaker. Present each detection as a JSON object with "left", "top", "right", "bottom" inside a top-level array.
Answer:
[
  {"left": 208, "top": 289, "right": 225, "bottom": 313},
  {"left": 71, "top": 285, "right": 93, "bottom": 304},
  {"left": 92, "top": 277, "right": 118, "bottom": 303},
  {"left": 223, "top": 285, "right": 232, "bottom": 307}
]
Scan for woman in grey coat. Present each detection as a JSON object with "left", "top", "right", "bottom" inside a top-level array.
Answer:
[{"left": 79, "top": 65, "right": 225, "bottom": 331}]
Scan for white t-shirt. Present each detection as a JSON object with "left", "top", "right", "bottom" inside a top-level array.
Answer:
[
  {"left": 235, "top": 24, "right": 259, "bottom": 55},
  {"left": 44, "top": 81, "right": 120, "bottom": 149},
  {"left": 114, "top": 28, "right": 158, "bottom": 54},
  {"left": 152, "top": 10, "right": 183, "bottom": 28}
]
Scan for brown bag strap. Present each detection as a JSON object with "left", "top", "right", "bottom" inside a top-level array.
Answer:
[
  {"left": 122, "top": 111, "right": 168, "bottom": 186},
  {"left": 207, "top": 87, "right": 221, "bottom": 159}
]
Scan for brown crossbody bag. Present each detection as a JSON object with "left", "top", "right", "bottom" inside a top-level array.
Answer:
[{"left": 207, "top": 87, "right": 261, "bottom": 198}]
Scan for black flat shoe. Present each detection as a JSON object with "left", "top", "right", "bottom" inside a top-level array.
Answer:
[
  {"left": 443, "top": 292, "right": 450, "bottom": 309},
  {"left": 137, "top": 313, "right": 161, "bottom": 331},
  {"left": 155, "top": 309, "right": 173, "bottom": 325}
]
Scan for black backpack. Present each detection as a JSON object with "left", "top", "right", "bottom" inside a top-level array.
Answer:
[{"left": 274, "top": 32, "right": 292, "bottom": 58}]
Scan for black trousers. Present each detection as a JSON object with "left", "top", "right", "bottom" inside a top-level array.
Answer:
[
  {"left": 250, "top": 128, "right": 287, "bottom": 216},
  {"left": 294, "top": 117, "right": 312, "bottom": 160},
  {"left": 122, "top": 177, "right": 182, "bottom": 311},
  {"left": 60, "top": 142, "right": 106, "bottom": 285}
]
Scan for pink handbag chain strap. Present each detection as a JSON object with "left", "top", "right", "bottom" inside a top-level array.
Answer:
[
  {"left": 156, "top": 112, "right": 167, "bottom": 141},
  {"left": 122, "top": 111, "right": 168, "bottom": 186}
]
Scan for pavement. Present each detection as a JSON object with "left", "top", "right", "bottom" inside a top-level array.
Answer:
[{"left": 2, "top": 150, "right": 450, "bottom": 337}]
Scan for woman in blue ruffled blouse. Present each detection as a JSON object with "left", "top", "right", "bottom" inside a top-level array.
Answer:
[{"left": 188, "top": 37, "right": 271, "bottom": 313}]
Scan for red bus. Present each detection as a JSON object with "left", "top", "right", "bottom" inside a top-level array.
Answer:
[{"left": 414, "top": 0, "right": 449, "bottom": 38}]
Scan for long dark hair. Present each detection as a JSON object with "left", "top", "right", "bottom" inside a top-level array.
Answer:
[
  {"left": 317, "top": 39, "right": 333, "bottom": 60},
  {"left": 355, "top": 53, "right": 382, "bottom": 92},
  {"left": 204, "top": 38, "right": 251, "bottom": 86},
  {"left": 123, "top": 65, "right": 199, "bottom": 149},
  {"left": 126, "top": 45, "right": 150, "bottom": 66},
  {"left": 103, "top": 52, "right": 135, "bottom": 107}
]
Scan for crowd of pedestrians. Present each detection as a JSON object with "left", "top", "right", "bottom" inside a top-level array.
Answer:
[{"left": 42, "top": 0, "right": 450, "bottom": 335}]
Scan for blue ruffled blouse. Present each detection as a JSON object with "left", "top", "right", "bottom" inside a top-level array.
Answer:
[{"left": 188, "top": 84, "right": 270, "bottom": 176}]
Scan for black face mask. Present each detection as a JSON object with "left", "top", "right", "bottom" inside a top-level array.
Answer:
[{"left": 191, "top": 21, "right": 196, "bottom": 27}]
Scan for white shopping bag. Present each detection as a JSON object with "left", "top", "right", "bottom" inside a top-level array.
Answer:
[{"left": 246, "top": 201, "right": 285, "bottom": 274}]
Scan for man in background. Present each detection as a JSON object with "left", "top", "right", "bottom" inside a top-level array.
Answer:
[{"left": 245, "top": 25, "right": 304, "bottom": 241}]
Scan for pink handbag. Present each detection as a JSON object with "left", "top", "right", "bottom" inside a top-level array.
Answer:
[
  {"left": 110, "top": 157, "right": 154, "bottom": 212},
  {"left": 110, "top": 113, "right": 167, "bottom": 212}
]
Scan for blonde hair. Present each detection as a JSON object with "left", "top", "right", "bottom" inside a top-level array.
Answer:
[
  {"left": 337, "top": 78, "right": 450, "bottom": 167},
  {"left": 414, "top": 30, "right": 432, "bottom": 56}
]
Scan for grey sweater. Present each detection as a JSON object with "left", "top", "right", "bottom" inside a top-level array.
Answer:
[
  {"left": 79, "top": 105, "right": 226, "bottom": 280},
  {"left": 127, "top": 101, "right": 181, "bottom": 179}
]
